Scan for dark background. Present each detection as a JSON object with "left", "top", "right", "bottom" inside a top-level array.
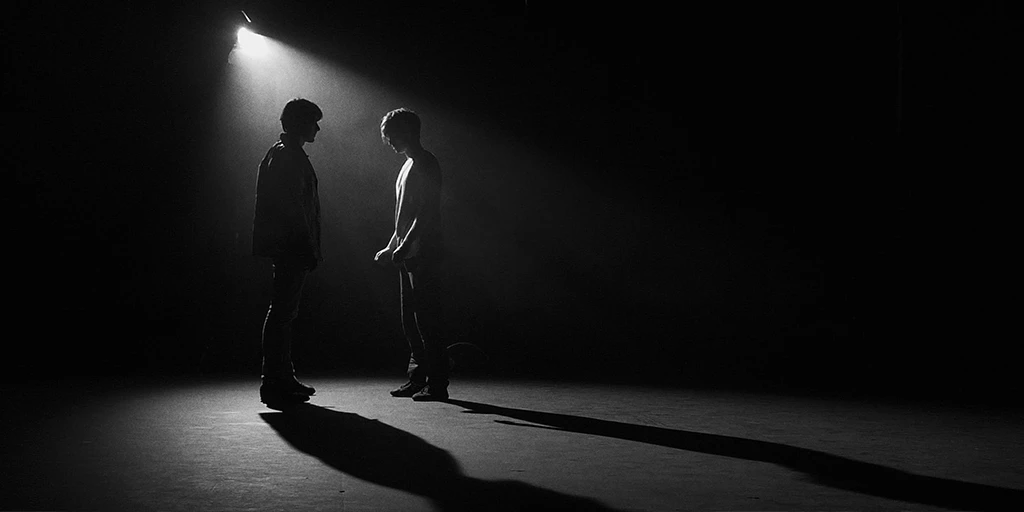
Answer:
[{"left": 9, "top": 1, "right": 1021, "bottom": 401}]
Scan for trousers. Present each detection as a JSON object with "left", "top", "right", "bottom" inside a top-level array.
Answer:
[
  {"left": 261, "top": 259, "right": 310, "bottom": 381},
  {"left": 400, "top": 258, "right": 448, "bottom": 385}
]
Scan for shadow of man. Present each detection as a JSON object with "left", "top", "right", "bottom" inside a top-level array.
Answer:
[
  {"left": 447, "top": 399, "right": 1024, "bottom": 511},
  {"left": 260, "top": 404, "right": 622, "bottom": 511}
]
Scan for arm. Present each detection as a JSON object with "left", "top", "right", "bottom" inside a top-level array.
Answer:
[
  {"left": 267, "top": 150, "right": 317, "bottom": 259},
  {"left": 392, "top": 219, "right": 418, "bottom": 260},
  {"left": 374, "top": 231, "right": 399, "bottom": 266},
  {"left": 392, "top": 163, "right": 440, "bottom": 262}
]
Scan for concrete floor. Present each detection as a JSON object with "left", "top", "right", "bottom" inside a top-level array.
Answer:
[{"left": 2, "top": 375, "right": 1022, "bottom": 511}]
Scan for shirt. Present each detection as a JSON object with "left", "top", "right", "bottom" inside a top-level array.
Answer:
[{"left": 394, "top": 150, "right": 442, "bottom": 259}]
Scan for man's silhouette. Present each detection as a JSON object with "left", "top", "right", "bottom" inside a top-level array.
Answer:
[
  {"left": 374, "top": 108, "right": 449, "bottom": 401},
  {"left": 252, "top": 98, "right": 323, "bottom": 407}
]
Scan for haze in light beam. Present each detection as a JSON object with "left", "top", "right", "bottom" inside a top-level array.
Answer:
[
  {"left": 214, "top": 35, "right": 421, "bottom": 306},
  {"left": 210, "top": 32, "right": 634, "bottom": 349}
]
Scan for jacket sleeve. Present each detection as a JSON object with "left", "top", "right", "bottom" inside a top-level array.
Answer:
[{"left": 263, "top": 150, "right": 315, "bottom": 255}]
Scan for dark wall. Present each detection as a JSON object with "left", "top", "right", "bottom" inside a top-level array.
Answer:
[{"left": 11, "top": 1, "right": 1021, "bottom": 400}]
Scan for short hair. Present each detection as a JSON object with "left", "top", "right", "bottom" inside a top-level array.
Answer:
[
  {"left": 380, "top": 108, "right": 421, "bottom": 141},
  {"left": 280, "top": 98, "right": 323, "bottom": 134}
]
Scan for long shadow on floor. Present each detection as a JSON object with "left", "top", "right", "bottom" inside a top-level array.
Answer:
[
  {"left": 260, "top": 404, "right": 622, "bottom": 511},
  {"left": 447, "top": 399, "right": 1023, "bottom": 511}
]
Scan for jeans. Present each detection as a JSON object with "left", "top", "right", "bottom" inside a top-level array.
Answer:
[
  {"left": 261, "top": 258, "right": 310, "bottom": 381},
  {"left": 400, "top": 258, "right": 448, "bottom": 386}
]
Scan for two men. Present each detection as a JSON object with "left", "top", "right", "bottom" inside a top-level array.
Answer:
[{"left": 253, "top": 101, "right": 447, "bottom": 407}]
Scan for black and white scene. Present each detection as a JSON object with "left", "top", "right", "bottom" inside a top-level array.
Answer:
[{"left": 4, "top": 1, "right": 1023, "bottom": 510}]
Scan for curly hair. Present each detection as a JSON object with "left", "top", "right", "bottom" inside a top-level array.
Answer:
[{"left": 380, "top": 108, "right": 421, "bottom": 142}]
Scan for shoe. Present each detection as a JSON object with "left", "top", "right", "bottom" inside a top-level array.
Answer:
[
  {"left": 260, "top": 381, "right": 311, "bottom": 408},
  {"left": 390, "top": 380, "right": 426, "bottom": 397},
  {"left": 411, "top": 384, "right": 449, "bottom": 402},
  {"left": 281, "top": 375, "right": 315, "bottom": 396}
]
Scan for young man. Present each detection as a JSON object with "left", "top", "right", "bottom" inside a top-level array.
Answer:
[
  {"left": 252, "top": 98, "right": 323, "bottom": 408},
  {"left": 374, "top": 108, "right": 449, "bottom": 401}
]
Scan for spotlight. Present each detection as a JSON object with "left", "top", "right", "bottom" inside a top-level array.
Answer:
[{"left": 236, "top": 26, "right": 267, "bottom": 56}]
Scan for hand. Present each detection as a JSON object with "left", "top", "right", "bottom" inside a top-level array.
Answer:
[
  {"left": 374, "top": 248, "right": 392, "bottom": 267},
  {"left": 391, "top": 246, "right": 407, "bottom": 265}
]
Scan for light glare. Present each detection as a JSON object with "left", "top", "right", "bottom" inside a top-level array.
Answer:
[{"left": 237, "top": 27, "right": 267, "bottom": 56}]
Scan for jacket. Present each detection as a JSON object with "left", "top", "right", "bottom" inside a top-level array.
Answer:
[{"left": 252, "top": 133, "right": 322, "bottom": 261}]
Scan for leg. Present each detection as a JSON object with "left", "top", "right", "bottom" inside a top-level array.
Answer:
[
  {"left": 410, "top": 260, "right": 448, "bottom": 387},
  {"left": 406, "top": 259, "right": 449, "bottom": 401},
  {"left": 261, "top": 259, "right": 309, "bottom": 384},
  {"left": 400, "top": 265, "right": 428, "bottom": 384}
]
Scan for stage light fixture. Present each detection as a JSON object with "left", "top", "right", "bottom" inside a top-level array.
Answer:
[{"left": 237, "top": 26, "right": 267, "bottom": 56}]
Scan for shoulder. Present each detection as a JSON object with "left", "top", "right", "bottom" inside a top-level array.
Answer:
[
  {"left": 262, "top": 142, "right": 282, "bottom": 161},
  {"left": 411, "top": 150, "right": 440, "bottom": 174},
  {"left": 269, "top": 144, "right": 304, "bottom": 166},
  {"left": 264, "top": 142, "right": 285, "bottom": 160},
  {"left": 422, "top": 150, "right": 439, "bottom": 167}
]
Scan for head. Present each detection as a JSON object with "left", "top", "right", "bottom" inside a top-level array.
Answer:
[
  {"left": 380, "top": 108, "right": 421, "bottom": 154},
  {"left": 280, "top": 98, "right": 323, "bottom": 143}
]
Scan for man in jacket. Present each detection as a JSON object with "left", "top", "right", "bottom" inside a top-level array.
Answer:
[{"left": 252, "top": 98, "right": 323, "bottom": 407}]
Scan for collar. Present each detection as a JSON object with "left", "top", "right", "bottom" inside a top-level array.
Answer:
[{"left": 279, "top": 132, "right": 307, "bottom": 156}]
